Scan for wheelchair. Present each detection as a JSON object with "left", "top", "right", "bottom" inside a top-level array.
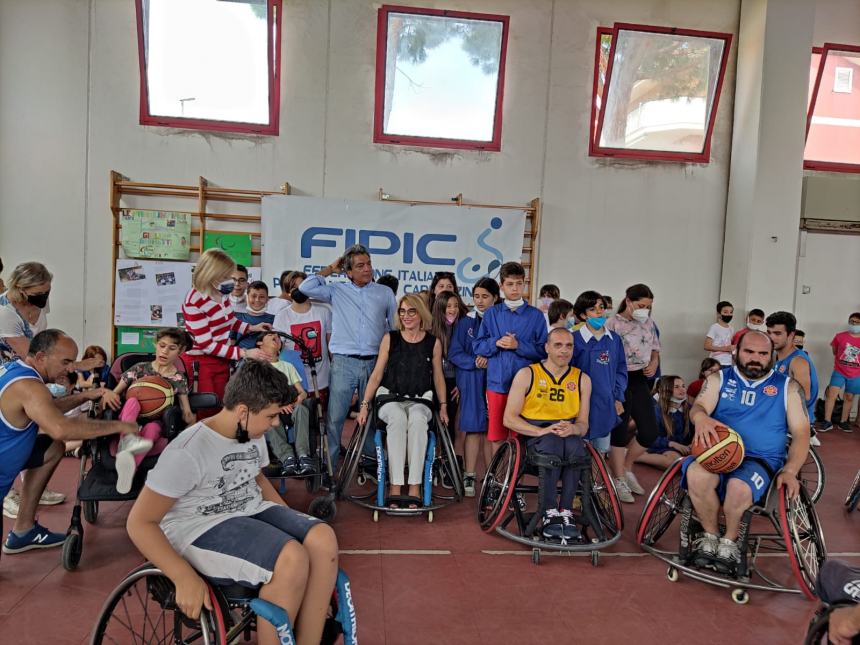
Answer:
[
  {"left": 334, "top": 394, "right": 463, "bottom": 522},
  {"left": 804, "top": 560, "right": 860, "bottom": 644},
  {"left": 846, "top": 468, "right": 860, "bottom": 512},
  {"left": 477, "top": 435, "right": 624, "bottom": 566},
  {"left": 636, "top": 457, "right": 827, "bottom": 604},
  {"left": 61, "top": 352, "right": 216, "bottom": 571},
  {"left": 801, "top": 444, "right": 826, "bottom": 504},
  {"left": 89, "top": 562, "right": 358, "bottom": 645},
  {"left": 265, "top": 331, "right": 339, "bottom": 523}
]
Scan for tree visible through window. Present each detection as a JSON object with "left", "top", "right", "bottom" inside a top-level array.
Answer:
[
  {"left": 135, "top": 0, "right": 282, "bottom": 134},
  {"left": 590, "top": 24, "right": 731, "bottom": 163},
  {"left": 374, "top": 6, "right": 509, "bottom": 150},
  {"left": 805, "top": 44, "right": 860, "bottom": 172}
]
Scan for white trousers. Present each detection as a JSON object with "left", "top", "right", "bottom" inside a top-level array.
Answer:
[{"left": 378, "top": 400, "right": 432, "bottom": 486}]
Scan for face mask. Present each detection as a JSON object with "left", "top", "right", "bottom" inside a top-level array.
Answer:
[
  {"left": 504, "top": 298, "right": 524, "bottom": 310},
  {"left": 631, "top": 308, "right": 650, "bottom": 323},
  {"left": 747, "top": 323, "right": 766, "bottom": 332},
  {"left": 290, "top": 288, "right": 309, "bottom": 304},
  {"left": 539, "top": 297, "right": 553, "bottom": 309},
  {"left": 229, "top": 293, "right": 246, "bottom": 305},
  {"left": 604, "top": 309, "right": 615, "bottom": 318},
  {"left": 849, "top": 324, "right": 860, "bottom": 334},
  {"left": 218, "top": 281, "right": 235, "bottom": 295},
  {"left": 721, "top": 315, "right": 733, "bottom": 323},
  {"left": 445, "top": 313, "right": 457, "bottom": 325},
  {"left": 670, "top": 396, "right": 686, "bottom": 405},
  {"left": 27, "top": 292, "right": 50, "bottom": 309},
  {"left": 47, "top": 382, "right": 67, "bottom": 398},
  {"left": 565, "top": 318, "right": 577, "bottom": 331},
  {"left": 236, "top": 418, "right": 250, "bottom": 443},
  {"left": 247, "top": 303, "right": 267, "bottom": 315},
  {"left": 587, "top": 316, "right": 606, "bottom": 330},
  {"left": 476, "top": 308, "right": 484, "bottom": 318}
]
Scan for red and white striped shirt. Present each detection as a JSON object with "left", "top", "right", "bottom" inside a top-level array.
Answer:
[{"left": 182, "top": 289, "right": 249, "bottom": 361}]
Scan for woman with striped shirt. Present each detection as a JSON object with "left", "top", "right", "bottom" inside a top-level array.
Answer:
[{"left": 181, "top": 249, "right": 271, "bottom": 417}]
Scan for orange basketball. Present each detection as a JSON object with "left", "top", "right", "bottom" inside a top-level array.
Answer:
[
  {"left": 691, "top": 425, "right": 745, "bottom": 474},
  {"left": 126, "top": 375, "right": 174, "bottom": 419}
]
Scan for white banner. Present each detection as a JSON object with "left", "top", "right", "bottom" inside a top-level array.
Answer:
[{"left": 261, "top": 195, "right": 525, "bottom": 303}]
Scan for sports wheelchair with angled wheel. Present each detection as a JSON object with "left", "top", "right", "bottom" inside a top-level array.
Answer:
[
  {"left": 334, "top": 394, "right": 463, "bottom": 522},
  {"left": 477, "top": 436, "right": 623, "bottom": 566},
  {"left": 89, "top": 562, "right": 357, "bottom": 645},
  {"left": 636, "top": 457, "right": 827, "bottom": 604},
  {"left": 846, "top": 468, "right": 860, "bottom": 513}
]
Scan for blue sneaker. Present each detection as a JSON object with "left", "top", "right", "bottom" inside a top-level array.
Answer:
[{"left": 3, "top": 522, "right": 65, "bottom": 554}]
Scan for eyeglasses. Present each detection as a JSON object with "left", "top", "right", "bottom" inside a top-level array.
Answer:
[
  {"left": 232, "top": 277, "right": 248, "bottom": 284},
  {"left": 398, "top": 308, "right": 419, "bottom": 318}
]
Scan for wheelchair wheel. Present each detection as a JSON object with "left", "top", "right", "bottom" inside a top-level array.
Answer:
[
  {"left": 83, "top": 500, "right": 99, "bottom": 524},
  {"left": 845, "top": 468, "right": 860, "bottom": 512},
  {"left": 336, "top": 420, "right": 370, "bottom": 500},
  {"left": 636, "top": 459, "right": 685, "bottom": 547},
  {"left": 437, "top": 418, "right": 464, "bottom": 499},
  {"left": 91, "top": 565, "right": 226, "bottom": 645},
  {"left": 800, "top": 447, "right": 825, "bottom": 504},
  {"left": 62, "top": 532, "right": 83, "bottom": 571},
  {"left": 587, "top": 443, "right": 624, "bottom": 533},
  {"left": 779, "top": 485, "right": 827, "bottom": 601},
  {"left": 478, "top": 439, "right": 521, "bottom": 533}
]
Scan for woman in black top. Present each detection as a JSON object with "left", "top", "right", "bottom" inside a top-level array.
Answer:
[{"left": 357, "top": 294, "right": 448, "bottom": 508}]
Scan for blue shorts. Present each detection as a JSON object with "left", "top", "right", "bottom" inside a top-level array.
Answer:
[
  {"left": 0, "top": 434, "right": 55, "bottom": 501},
  {"left": 681, "top": 456, "right": 778, "bottom": 504},
  {"left": 184, "top": 505, "right": 322, "bottom": 588},
  {"left": 588, "top": 435, "right": 610, "bottom": 453},
  {"left": 829, "top": 371, "right": 860, "bottom": 395}
]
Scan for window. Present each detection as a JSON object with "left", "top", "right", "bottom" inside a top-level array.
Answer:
[
  {"left": 373, "top": 5, "right": 510, "bottom": 151},
  {"left": 805, "top": 43, "right": 860, "bottom": 172},
  {"left": 135, "top": 0, "right": 282, "bottom": 135},
  {"left": 590, "top": 23, "right": 732, "bottom": 163}
]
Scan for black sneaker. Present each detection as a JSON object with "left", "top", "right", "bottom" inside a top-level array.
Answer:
[
  {"left": 558, "top": 510, "right": 581, "bottom": 541},
  {"left": 281, "top": 456, "right": 299, "bottom": 477},
  {"left": 838, "top": 421, "right": 854, "bottom": 433},
  {"left": 298, "top": 455, "right": 316, "bottom": 476},
  {"left": 541, "top": 509, "right": 564, "bottom": 540}
]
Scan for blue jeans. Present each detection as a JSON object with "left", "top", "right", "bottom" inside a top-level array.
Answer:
[{"left": 327, "top": 354, "right": 376, "bottom": 467}]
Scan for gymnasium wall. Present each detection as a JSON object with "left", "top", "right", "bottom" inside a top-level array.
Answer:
[{"left": 0, "top": 0, "right": 856, "bottom": 383}]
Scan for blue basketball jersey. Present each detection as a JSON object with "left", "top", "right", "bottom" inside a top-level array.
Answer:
[
  {"left": 774, "top": 349, "right": 818, "bottom": 419},
  {"left": 0, "top": 360, "right": 42, "bottom": 493},
  {"left": 712, "top": 366, "right": 789, "bottom": 469}
]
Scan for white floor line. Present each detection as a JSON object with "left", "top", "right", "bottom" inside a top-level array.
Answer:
[{"left": 339, "top": 549, "right": 452, "bottom": 555}]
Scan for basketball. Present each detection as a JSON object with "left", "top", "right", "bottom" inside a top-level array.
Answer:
[
  {"left": 126, "top": 375, "right": 174, "bottom": 419},
  {"left": 692, "top": 425, "right": 745, "bottom": 474}
]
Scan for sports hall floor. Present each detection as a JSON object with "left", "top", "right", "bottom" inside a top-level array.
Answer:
[{"left": 1, "top": 425, "right": 857, "bottom": 645}]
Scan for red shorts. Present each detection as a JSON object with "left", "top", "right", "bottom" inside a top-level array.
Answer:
[{"left": 486, "top": 391, "right": 512, "bottom": 442}]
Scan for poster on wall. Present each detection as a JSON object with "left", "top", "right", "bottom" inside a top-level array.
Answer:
[
  {"left": 261, "top": 195, "right": 526, "bottom": 303},
  {"left": 114, "top": 259, "right": 260, "bottom": 328},
  {"left": 203, "top": 231, "right": 253, "bottom": 265},
  {"left": 119, "top": 209, "right": 192, "bottom": 260}
]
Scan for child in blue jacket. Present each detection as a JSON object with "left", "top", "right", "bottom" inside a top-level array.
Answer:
[{"left": 448, "top": 278, "right": 500, "bottom": 496}]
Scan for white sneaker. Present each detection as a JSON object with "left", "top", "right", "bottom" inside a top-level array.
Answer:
[
  {"left": 625, "top": 470, "right": 645, "bottom": 495},
  {"left": 118, "top": 434, "right": 154, "bottom": 456},
  {"left": 810, "top": 435, "right": 821, "bottom": 447},
  {"left": 2, "top": 492, "right": 19, "bottom": 519},
  {"left": 694, "top": 531, "right": 719, "bottom": 559},
  {"left": 614, "top": 478, "right": 635, "bottom": 503},
  {"left": 115, "top": 436, "right": 152, "bottom": 494},
  {"left": 717, "top": 537, "right": 741, "bottom": 568},
  {"left": 39, "top": 489, "right": 66, "bottom": 505}
]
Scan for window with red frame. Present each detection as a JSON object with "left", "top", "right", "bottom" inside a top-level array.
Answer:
[
  {"left": 590, "top": 24, "right": 732, "bottom": 163},
  {"left": 135, "top": 0, "right": 282, "bottom": 135},
  {"left": 805, "top": 44, "right": 860, "bottom": 172},
  {"left": 373, "top": 5, "right": 509, "bottom": 151}
]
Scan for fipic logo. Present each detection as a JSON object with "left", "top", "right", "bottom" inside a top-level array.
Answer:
[
  {"left": 456, "top": 217, "right": 504, "bottom": 284},
  {"left": 300, "top": 227, "right": 457, "bottom": 266}
]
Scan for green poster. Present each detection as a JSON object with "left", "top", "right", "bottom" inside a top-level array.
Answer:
[
  {"left": 203, "top": 232, "right": 253, "bottom": 265},
  {"left": 119, "top": 209, "right": 191, "bottom": 260},
  {"left": 115, "top": 326, "right": 158, "bottom": 356}
]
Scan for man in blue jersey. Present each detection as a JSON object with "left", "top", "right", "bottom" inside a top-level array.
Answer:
[
  {"left": 687, "top": 331, "right": 810, "bottom": 571},
  {"left": 0, "top": 330, "right": 136, "bottom": 559},
  {"left": 766, "top": 311, "right": 819, "bottom": 421}
]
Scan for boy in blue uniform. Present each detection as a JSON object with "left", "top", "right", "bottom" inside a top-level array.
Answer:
[
  {"left": 571, "top": 291, "right": 627, "bottom": 454},
  {"left": 473, "top": 263, "right": 547, "bottom": 452},
  {"left": 687, "top": 331, "right": 810, "bottom": 571}
]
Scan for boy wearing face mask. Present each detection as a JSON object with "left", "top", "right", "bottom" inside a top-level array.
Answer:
[
  {"left": 816, "top": 312, "right": 860, "bottom": 433},
  {"left": 572, "top": 292, "right": 627, "bottom": 456},
  {"left": 731, "top": 308, "right": 766, "bottom": 347},
  {"left": 234, "top": 281, "right": 276, "bottom": 349},
  {"left": 474, "top": 262, "right": 547, "bottom": 452},
  {"left": 704, "top": 301, "right": 735, "bottom": 366},
  {"left": 272, "top": 280, "right": 333, "bottom": 406},
  {"left": 547, "top": 299, "right": 576, "bottom": 332}
]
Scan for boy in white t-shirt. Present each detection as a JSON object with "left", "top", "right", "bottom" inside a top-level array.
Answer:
[
  {"left": 126, "top": 361, "right": 338, "bottom": 645},
  {"left": 704, "top": 300, "right": 735, "bottom": 366}
]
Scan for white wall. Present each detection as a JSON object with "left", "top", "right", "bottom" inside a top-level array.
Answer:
[{"left": 6, "top": 0, "right": 847, "bottom": 385}]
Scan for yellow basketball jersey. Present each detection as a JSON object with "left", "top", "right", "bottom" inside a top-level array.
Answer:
[{"left": 520, "top": 363, "right": 581, "bottom": 423}]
